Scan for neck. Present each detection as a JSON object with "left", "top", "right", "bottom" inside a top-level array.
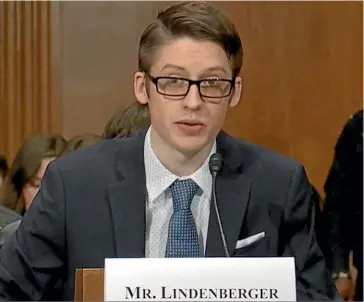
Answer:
[{"left": 150, "top": 127, "right": 214, "bottom": 177}]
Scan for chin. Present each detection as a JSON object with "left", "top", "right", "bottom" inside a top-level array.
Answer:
[{"left": 173, "top": 138, "right": 209, "bottom": 155}]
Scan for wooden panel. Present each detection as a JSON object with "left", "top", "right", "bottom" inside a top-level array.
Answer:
[
  {"left": 216, "top": 1, "right": 363, "bottom": 195},
  {"left": 0, "top": 1, "right": 61, "bottom": 162},
  {"left": 59, "top": 2, "right": 173, "bottom": 139}
]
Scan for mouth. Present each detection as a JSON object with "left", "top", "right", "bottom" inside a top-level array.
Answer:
[
  {"left": 175, "top": 120, "right": 205, "bottom": 135},
  {"left": 176, "top": 119, "right": 204, "bottom": 126}
]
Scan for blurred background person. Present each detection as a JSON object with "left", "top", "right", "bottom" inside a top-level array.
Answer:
[
  {"left": 322, "top": 109, "right": 363, "bottom": 301},
  {"left": 102, "top": 102, "right": 150, "bottom": 139},
  {"left": 0, "top": 155, "right": 8, "bottom": 191},
  {"left": 1, "top": 134, "right": 66, "bottom": 215},
  {"left": 62, "top": 133, "right": 101, "bottom": 155}
]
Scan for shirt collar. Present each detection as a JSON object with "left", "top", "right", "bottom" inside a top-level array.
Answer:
[{"left": 144, "top": 126, "right": 216, "bottom": 203}]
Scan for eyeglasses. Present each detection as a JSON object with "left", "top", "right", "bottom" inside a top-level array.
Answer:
[{"left": 146, "top": 74, "right": 234, "bottom": 103}]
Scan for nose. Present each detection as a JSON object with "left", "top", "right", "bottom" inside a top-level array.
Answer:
[{"left": 182, "top": 84, "right": 203, "bottom": 110}]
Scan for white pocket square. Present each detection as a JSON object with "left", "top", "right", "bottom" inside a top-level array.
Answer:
[{"left": 235, "top": 232, "right": 266, "bottom": 249}]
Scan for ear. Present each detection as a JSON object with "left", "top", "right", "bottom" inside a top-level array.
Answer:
[
  {"left": 229, "top": 76, "right": 243, "bottom": 108},
  {"left": 134, "top": 71, "right": 149, "bottom": 105}
]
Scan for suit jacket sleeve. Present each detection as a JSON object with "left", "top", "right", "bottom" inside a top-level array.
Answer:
[
  {"left": 0, "top": 162, "right": 66, "bottom": 300},
  {"left": 282, "top": 165, "right": 339, "bottom": 301},
  {"left": 0, "top": 220, "right": 21, "bottom": 249}
]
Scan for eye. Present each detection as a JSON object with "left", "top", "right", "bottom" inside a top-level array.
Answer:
[
  {"left": 159, "top": 77, "right": 183, "bottom": 85},
  {"left": 202, "top": 78, "right": 220, "bottom": 86},
  {"left": 166, "top": 78, "right": 186, "bottom": 85},
  {"left": 28, "top": 177, "right": 41, "bottom": 188},
  {"left": 32, "top": 182, "right": 41, "bottom": 188},
  {"left": 167, "top": 78, "right": 180, "bottom": 84}
]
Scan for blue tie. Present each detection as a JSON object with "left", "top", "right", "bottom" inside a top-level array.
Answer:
[{"left": 165, "top": 179, "right": 200, "bottom": 257}]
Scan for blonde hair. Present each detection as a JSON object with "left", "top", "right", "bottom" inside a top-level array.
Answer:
[
  {"left": 62, "top": 133, "right": 101, "bottom": 155},
  {"left": 102, "top": 103, "right": 150, "bottom": 139}
]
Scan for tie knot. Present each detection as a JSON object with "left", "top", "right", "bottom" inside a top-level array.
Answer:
[{"left": 170, "top": 179, "right": 199, "bottom": 211}]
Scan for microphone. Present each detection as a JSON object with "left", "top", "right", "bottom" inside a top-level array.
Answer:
[{"left": 209, "top": 153, "right": 229, "bottom": 257}]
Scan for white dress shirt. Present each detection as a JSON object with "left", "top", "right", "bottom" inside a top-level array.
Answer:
[{"left": 144, "top": 127, "right": 216, "bottom": 258}]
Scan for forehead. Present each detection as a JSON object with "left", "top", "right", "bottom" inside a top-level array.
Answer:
[
  {"left": 150, "top": 37, "right": 232, "bottom": 76},
  {"left": 36, "top": 157, "right": 55, "bottom": 177}
]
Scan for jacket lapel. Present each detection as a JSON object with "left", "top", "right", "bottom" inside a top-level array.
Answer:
[
  {"left": 106, "top": 129, "right": 252, "bottom": 258},
  {"left": 206, "top": 132, "right": 252, "bottom": 257},
  {"left": 107, "top": 129, "right": 147, "bottom": 258}
]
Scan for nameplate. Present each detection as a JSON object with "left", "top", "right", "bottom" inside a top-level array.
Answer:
[{"left": 104, "top": 257, "right": 296, "bottom": 301}]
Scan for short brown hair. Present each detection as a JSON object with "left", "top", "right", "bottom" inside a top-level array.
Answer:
[
  {"left": 62, "top": 133, "right": 101, "bottom": 155},
  {"left": 102, "top": 102, "right": 151, "bottom": 139},
  {"left": 138, "top": 2, "right": 243, "bottom": 77},
  {"left": 1, "top": 134, "right": 66, "bottom": 214}
]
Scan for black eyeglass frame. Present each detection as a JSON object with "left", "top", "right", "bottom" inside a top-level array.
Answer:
[{"left": 145, "top": 73, "right": 235, "bottom": 100}]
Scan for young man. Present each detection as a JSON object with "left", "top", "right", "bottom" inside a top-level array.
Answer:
[{"left": 0, "top": 2, "right": 338, "bottom": 300}]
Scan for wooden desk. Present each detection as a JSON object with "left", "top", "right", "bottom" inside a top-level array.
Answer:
[{"left": 74, "top": 268, "right": 104, "bottom": 301}]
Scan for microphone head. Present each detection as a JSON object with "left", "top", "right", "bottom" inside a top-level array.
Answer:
[{"left": 209, "top": 153, "right": 223, "bottom": 175}]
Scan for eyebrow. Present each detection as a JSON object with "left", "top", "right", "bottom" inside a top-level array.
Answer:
[
  {"left": 203, "top": 66, "right": 229, "bottom": 74},
  {"left": 160, "top": 64, "right": 186, "bottom": 72},
  {"left": 32, "top": 176, "right": 42, "bottom": 182},
  {"left": 160, "top": 64, "right": 229, "bottom": 75}
]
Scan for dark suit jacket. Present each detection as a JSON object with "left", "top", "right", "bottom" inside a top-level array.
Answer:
[
  {"left": 0, "top": 205, "right": 21, "bottom": 248},
  {"left": 0, "top": 130, "right": 338, "bottom": 301}
]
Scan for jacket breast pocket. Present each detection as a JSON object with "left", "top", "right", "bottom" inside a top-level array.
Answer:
[{"left": 233, "top": 235, "right": 270, "bottom": 257}]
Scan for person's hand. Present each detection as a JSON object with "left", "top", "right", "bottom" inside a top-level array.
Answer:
[{"left": 335, "top": 278, "right": 355, "bottom": 301}]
